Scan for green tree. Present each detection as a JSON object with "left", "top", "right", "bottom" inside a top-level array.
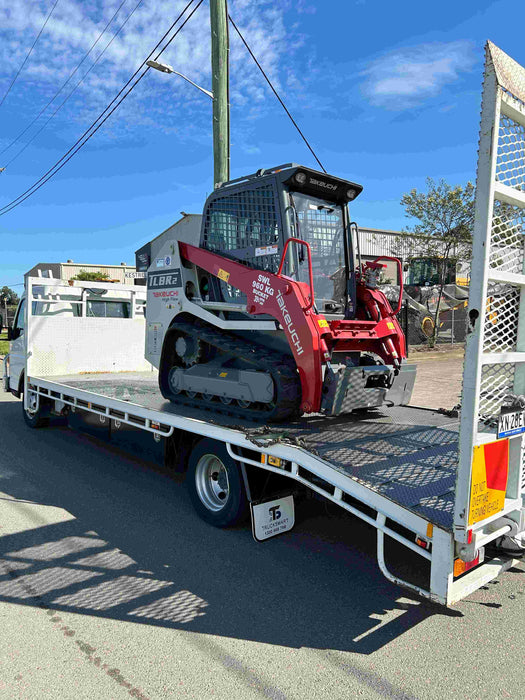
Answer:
[
  {"left": 72, "top": 270, "right": 111, "bottom": 282},
  {"left": 400, "top": 178, "right": 475, "bottom": 346},
  {"left": 0, "top": 286, "right": 19, "bottom": 306},
  {"left": 0, "top": 286, "right": 19, "bottom": 331}
]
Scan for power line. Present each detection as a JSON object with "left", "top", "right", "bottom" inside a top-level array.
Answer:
[
  {"left": 0, "top": 0, "right": 203, "bottom": 217},
  {"left": 3, "top": 0, "right": 145, "bottom": 168},
  {"left": 1, "top": 0, "right": 131, "bottom": 159},
  {"left": 0, "top": 0, "right": 61, "bottom": 109},
  {"left": 228, "top": 15, "right": 326, "bottom": 174}
]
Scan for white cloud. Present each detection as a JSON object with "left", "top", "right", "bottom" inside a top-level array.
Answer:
[
  {"left": 361, "top": 41, "right": 475, "bottom": 109},
  {"left": 0, "top": 0, "right": 301, "bottom": 150}
]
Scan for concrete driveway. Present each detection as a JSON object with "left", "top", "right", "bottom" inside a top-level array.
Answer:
[{"left": 409, "top": 348, "right": 464, "bottom": 411}]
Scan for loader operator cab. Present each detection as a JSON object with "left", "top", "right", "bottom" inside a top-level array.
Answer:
[{"left": 200, "top": 164, "right": 363, "bottom": 317}]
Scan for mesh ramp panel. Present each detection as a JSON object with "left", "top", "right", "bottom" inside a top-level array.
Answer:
[
  {"left": 496, "top": 114, "right": 525, "bottom": 189},
  {"left": 489, "top": 201, "right": 525, "bottom": 274},
  {"left": 456, "top": 42, "right": 525, "bottom": 538}
]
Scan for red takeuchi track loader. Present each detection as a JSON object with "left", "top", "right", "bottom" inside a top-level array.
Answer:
[{"left": 138, "top": 164, "right": 416, "bottom": 422}]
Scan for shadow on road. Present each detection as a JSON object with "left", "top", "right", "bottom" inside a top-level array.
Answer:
[{"left": 0, "top": 399, "right": 460, "bottom": 654}]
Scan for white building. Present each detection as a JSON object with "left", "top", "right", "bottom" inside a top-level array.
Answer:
[{"left": 25, "top": 261, "right": 145, "bottom": 286}]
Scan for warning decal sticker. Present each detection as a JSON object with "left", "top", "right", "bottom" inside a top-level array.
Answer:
[
  {"left": 468, "top": 439, "right": 509, "bottom": 525},
  {"left": 217, "top": 268, "right": 230, "bottom": 283}
]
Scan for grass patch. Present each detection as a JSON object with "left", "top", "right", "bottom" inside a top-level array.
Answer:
[{"left": 0, "top": 333, "right": 9, "bottom": 355}]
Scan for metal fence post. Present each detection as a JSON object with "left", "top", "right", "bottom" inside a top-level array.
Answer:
[{"left": 404, "top": 299, "right": 409, "bottom": 356}]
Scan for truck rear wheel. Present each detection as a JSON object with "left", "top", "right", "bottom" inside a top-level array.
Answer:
[
  {"left": 22, "top": 391, "right": 49, "bottom": 429},
  {"left": 187, "top": 439, "right": 248, "bottom": 527}
]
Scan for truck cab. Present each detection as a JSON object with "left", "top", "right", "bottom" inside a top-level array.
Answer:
[
  {"left": 4, "top": 282, "right": 148, "bottom": 400},
  {"left": 4, "top": 296, "right": 26, "bottom": 397}
]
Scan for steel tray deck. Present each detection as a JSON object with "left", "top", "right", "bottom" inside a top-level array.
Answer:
[{"left": 41, "top": 372, "right": 460, "bottom": 531}]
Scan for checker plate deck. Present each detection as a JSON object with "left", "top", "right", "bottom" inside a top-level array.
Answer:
[{"left": 42, "top": 372, "right": 460, "bottom": 530}]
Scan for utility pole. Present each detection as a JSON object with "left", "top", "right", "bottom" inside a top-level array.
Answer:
[{"left": 209, "top": 0, "right": 230, "bottom": 187}]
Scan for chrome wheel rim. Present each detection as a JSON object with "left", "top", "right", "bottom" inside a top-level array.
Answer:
[{"left": 195, "top": 454, "right": 230, "bottom": 512}]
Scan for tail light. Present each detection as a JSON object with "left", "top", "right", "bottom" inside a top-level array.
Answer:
[{"left": 453, "top": 547, "right": 485, "bottom": 578}]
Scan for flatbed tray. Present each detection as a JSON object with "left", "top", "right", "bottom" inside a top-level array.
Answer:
[{"left": 39, "top": 372, "right": 460, "bottom": 531}]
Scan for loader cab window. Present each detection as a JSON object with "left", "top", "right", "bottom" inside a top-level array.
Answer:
[
  {"left": 289, "top": 192, "right": 348, "bottom": 310},
  {"left": 407, "top": 257, "right": 456, "bottom": 286}
]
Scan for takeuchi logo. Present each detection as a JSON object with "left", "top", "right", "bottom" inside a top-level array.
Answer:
[
  {"left": 310, "top": 178, "right": 337, "bottom": 191},
  {"left": 276, "top": 290, "right": 304, "bottom": 356}
]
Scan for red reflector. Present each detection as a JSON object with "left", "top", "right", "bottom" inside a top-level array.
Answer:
[
  {"left": 415, "top": 536, "right": 430, "bottom": 550},
  {"left": 467, "top": 530, "right": 473, "bottom": 544}
]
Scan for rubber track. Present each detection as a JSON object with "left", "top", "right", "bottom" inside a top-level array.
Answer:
[{"left": 164, "top": 320, "right": 302, "bottom": 423}]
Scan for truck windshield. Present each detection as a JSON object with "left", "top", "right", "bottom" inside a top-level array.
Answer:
[{"left": 290, "top": 191, "right": 347, "bottom": 308}]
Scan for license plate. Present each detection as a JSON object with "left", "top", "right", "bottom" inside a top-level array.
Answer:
[
  {"left": 497, "top": 410, "right": 525, "bottom": 438},
  {"left": 251, "top": 495, "right": 295, "bottom": 542}
]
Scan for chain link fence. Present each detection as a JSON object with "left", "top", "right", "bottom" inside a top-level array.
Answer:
[
  {"left": 396, "top": 298, "right": 468, "bottom": 347},
  {"left": 383, "top": 284, "right": 469, "bottom": 348}
]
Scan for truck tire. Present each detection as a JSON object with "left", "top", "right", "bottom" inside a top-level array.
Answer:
[
  {"left": 187, "top": 439, "right": 248, "bottom": 527},
  {"left": 22, "top": 391, "right": 49, "bottom": 429}
]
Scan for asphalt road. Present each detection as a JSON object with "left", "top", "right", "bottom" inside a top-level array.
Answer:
[{"left": 0, "top": 390, "right": 524, "bottom": 700}]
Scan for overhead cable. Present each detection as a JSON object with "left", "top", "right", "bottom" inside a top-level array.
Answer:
[
  {"left": 1, "top": 0, "right": 133, "bottom": 159},
  {"left": 228, "top": 15, "right": 326, "bottom": 173},
  {"left": 0, "top": 0, "right": 203, "bottom": 217},
  {"left": 0, "top": 0, "right": 61, "bottom": 109},
  {"left": 3, "top": 0, "right": 145, "bottom": 168}
]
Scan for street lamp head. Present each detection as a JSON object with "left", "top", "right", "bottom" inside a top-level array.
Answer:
[
  {"left": 146, "top": 59, "right": 174, "bottom": 74},
  {"left": 146, "top": 60, "right": 214, "bottom": 99}
]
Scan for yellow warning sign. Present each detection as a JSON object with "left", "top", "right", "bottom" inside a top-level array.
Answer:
[
  {"left": 318, "top": 318, "right": 329, "bottom": 328},
  {"left": 387, "top": 321, "right": 395, "bottom": 330},
  {"left": 468, "top": 440, "right": 509, "bottom": 525},
  {"left": 217, "top": 268, "right": 230, "bottom": 283}
]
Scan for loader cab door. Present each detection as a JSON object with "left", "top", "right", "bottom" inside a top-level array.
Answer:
[{"left": 287, "top": 191, "right": 355, "bottom": 316}]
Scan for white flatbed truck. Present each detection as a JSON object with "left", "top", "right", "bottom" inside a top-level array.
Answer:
[{"left": 3, "top": 41, "right": 525, "bottom": 606}]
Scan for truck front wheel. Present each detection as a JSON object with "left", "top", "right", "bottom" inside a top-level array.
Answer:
[{"left": 187, "top": 439, "right": 248, "bottom": 527}]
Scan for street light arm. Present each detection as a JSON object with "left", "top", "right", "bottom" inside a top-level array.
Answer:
[{"left": 172, "top": 71, "right": 213, "bottom": 99}]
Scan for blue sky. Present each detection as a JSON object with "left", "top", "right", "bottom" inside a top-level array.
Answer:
[{"left": 0, "top": 0, "right": 522, "bottom": 288}]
